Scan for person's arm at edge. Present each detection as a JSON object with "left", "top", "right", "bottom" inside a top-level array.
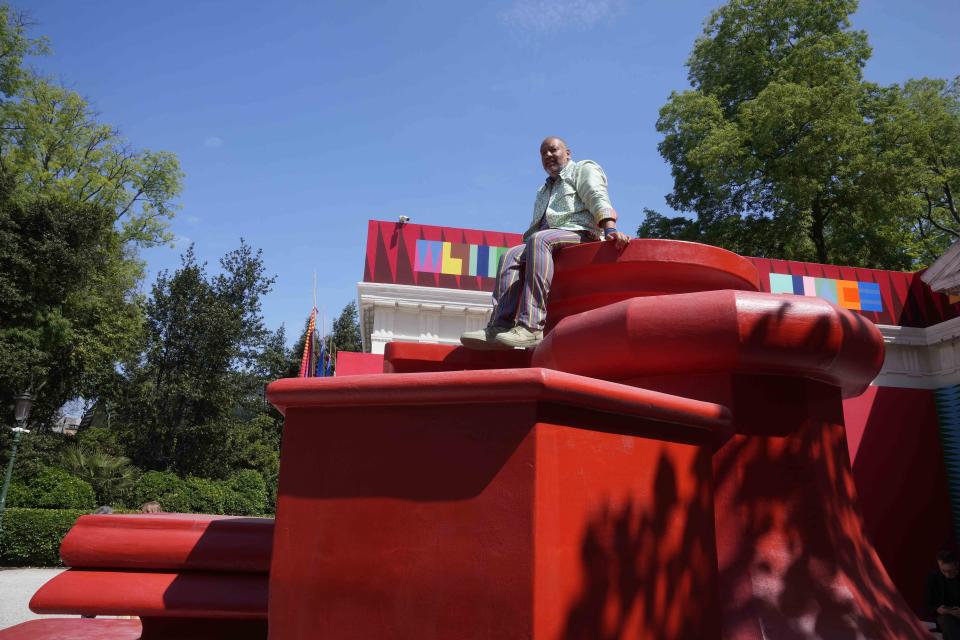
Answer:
[
  {"left": 598, "top": 208, "right": 630, "bottom": 250},
  {"left": 575, "top": 161, "right": 629, "bottom": 249},
  {"left": 927, "top": 571, "right": 951, "bottom": 618}
]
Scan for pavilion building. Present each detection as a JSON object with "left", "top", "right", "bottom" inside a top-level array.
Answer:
[{"left": 354, "top": 218, "right": 960, "bottom": 614}]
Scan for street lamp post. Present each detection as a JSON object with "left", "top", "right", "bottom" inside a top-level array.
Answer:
[{"left": 0, "top": 393, "right": 33, "bottom": 530}]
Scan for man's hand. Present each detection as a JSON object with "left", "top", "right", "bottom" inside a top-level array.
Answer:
[{"left": 606, "top": 230, "right": 630, "bottom": 250}]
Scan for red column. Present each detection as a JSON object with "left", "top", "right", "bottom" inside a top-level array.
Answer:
[{"left": 268, "top": 369, "right": 727, "bottom": 640}]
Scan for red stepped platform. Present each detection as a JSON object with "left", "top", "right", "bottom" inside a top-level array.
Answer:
[
  {"left": 268, "top": 368, "right": 729, "bottom": 639},
  {"left": 0, "top": 239, "right": 929, "bottom": 639},
  {"left": 21, "top": 514, "right": 271, "bottom": 640}
]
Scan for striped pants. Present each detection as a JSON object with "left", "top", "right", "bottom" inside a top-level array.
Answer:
[{"left": 490, "top": 228, "right": 586, "bottom": 331}]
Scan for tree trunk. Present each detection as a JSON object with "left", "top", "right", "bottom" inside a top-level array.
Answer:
[{"left": 811, "top": 197, "right": 828, "bottom": 263}]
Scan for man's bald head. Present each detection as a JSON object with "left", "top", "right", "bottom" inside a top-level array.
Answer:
[
  {"left": 540, "top": 137, "right": 571, "bottom": 178},
  {"left": 541, "top": 136, "right": 568, "bottom": 150}
]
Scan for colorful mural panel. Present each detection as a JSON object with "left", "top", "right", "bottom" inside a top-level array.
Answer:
[
  {"left": 752, "top": 256, "right": 960, "bottom": 327},
  {"left": 415, "top": 240, "right": 512, "bottom": 277},
  {"left": 363, "top": 220, "right": 960, "bottom": 325},
  {"left": 769, "top": 273, "right": 883, "bottom": 312},
  {"left": 362, "top": 220, "right": 523, "bottom": 292}
]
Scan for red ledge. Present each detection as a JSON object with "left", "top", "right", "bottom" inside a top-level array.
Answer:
[
  {"left": 554, "top": 238, "right": 760, "bottom": 288},
  {"left": 30, "top": 569, "right": 267, "bottom": 619},
  {"left": 383, "top": 342, "right": 532, "bottom": 373},
  {"left": 0, "top": 619, "right": 143, "bottom": 640},
  {"left": 268, "top": 367, "right": 730, "bottom": 435},
  {"left": 60, "top": 514, "right": 273, "bottom": 573}
]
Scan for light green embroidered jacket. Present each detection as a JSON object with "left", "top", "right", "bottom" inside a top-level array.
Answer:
[{"left": 523, "top": 159, "right": 615, "bottom": 241}]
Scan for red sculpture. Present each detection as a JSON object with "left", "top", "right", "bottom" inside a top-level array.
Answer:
[{"left": 0, "top": 239, "right": 928, "bottom": 639}]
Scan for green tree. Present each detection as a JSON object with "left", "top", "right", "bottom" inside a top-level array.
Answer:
[
  {"left": 330, "top": 301, "right": 362, "bottom": 356},
  {"left": 885, "top": 77, "right": 960, "bottom": 263},
  {"left": 0, "top": 3, "right": 181, "bottom": 424},
  {"left": 0, "top": 177, "right": 143, "bottom": 424},
  {"left": 653, "top": 0, "right": 928, "bottom": 268},
  {"left": 0, "top": 5, "right": 182, "bottom": 250},
  {"left": 0, "top": 80, "right": 183, "bottom": 247},
  {"left": 0, "top": 6, "right": 47, "bottom": 97},
  {"left": 113, "top": 242, "right": 279, "bottom": 477}
]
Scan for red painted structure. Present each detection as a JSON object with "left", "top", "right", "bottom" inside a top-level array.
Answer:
[
  {"left": 24, "top": 515, "right": 271, "bottom": 639},
  {"left": 842, "top": 386, "right": 955, "bottom": 614},
  {"left": 332, "top": 350, "right": 384, "bottom": 376},
  {"left": 1, "top": 239, "right": 934, "bottom": 638},
  {"left": 360, "top": 220, "right": 958, "bottom": 617}
]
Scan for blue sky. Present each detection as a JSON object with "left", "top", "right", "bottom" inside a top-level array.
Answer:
[{"left": 18, "top": 0, "right": 960, "bottom": 341}]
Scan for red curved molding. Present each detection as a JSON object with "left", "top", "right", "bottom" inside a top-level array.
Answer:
[
  {"left": 30, "top": 570, "right": 267, "bottom": 619},
  {"left": 533, "top": 290, "right": 884, "bottom": 398},
  {"left": 0, "top": 619, "right": 143, "bottom": 639},
  {"left": 547, "top": 239, "right": 761, "bottom": 328},
  {"left": 268, "top": 367, "right": 730, "bottom": 436},
  {"left": 59, "top": 514, "right": 273, "bottom": 573}
]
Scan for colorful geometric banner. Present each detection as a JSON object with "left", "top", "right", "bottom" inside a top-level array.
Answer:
[
  {"left": 365, "top": 220, "right": 960, "bottom": 327},
  {"left": 415, "top": 240, "right": 513, "bottom": 277},
  {"left": 769, "top": 273, "right": 883, "bottom": 312}
]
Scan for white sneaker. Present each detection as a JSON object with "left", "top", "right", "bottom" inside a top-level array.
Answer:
[
  {"left": 494, "top": 325, "right": 543, "bottom": 349},
  {"left": 461, "top": 325, "right": 513, "bottom": 350}
]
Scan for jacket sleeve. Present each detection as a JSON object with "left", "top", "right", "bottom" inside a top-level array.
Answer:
[{"left": 573, "top": 160, "right": 614, "bottom": 224}]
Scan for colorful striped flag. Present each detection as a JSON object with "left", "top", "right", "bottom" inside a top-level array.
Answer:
[{"left": 298, "top": 308, "right": 317, "bottom": 377}]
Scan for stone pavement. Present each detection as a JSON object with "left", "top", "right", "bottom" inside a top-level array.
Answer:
[{"left": 0, "top": 568, "right": 64, "bottom": 630}]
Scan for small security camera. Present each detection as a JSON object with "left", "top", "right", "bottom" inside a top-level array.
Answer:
[{"left": 398, "top": 215, "right": 410, "bottom": 225}]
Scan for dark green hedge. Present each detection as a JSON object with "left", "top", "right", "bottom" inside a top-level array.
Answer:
[
  {"left": 131, "top": 469, "right": 267, "bottom": 516},
  {"left": 0, "top": 508, "right": 85, "bottom": 566},
  {"left": 8, "top": 466, "right": 95, "bottom": 510}
]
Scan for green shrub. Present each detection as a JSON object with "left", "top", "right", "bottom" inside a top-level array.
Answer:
[
  {"left": 130, "top": 469, "right": 267, "bottom": 515},
  {"left": 0, "top": 508, "right": 86, "bottom": 566},
  {"left": 130, "top": 470, "right": 184, "bottom": 510},
  {"left": 7, "top": 466, "right": 95, "bottom": 510},
  {"left": 184, "top": 477, "right": 227, "bottom": 514},
  {"left": 224, "top": 470, "right": 267, "bottom": 516},
  {"left": 59, "top": 445, "right": 139, "bottom": 506}
]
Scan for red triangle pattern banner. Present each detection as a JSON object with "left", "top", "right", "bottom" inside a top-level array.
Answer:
[{"left": 361, "top": 220, "right": 958, "bottom": 328}]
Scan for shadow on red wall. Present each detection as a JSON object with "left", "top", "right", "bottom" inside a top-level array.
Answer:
[
  {"left": 561, "top": 452, "right": 718, "bottom": 640},
  {"left": 844, "top": 386, "right": 955, "bottom": 617}
]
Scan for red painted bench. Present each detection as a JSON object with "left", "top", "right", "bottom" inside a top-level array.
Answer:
[{"left": 6, "top": 514, "right": 272, "bottom": 640}]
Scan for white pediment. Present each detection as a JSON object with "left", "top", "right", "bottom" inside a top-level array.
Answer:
[{"left": 921, "top": 240, "right": 960, "bottom": 295}]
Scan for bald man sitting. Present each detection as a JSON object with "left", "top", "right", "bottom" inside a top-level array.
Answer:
[{"left": 461, "top": 137, "right": 629, "bottom": 350}]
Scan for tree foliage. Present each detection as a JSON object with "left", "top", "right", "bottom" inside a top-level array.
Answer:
[
  {"left": 112, "top": 242, "right": 280, "bottom": 477},
  {"left": 0, "top": 5, "right": 183, "bottom": 249},
  {"left": 650, "top": 0, "right": 960, "bottom": 268},
  {"left": 0, "top": 3, "right": 182, "bottom": 423},
  {"left": 0, "top": 177, "right": 143, "bottom": 423},
  {"left": 331, "top": 301, "right": 362, "bottom": 355},
  {"left": 0, "top": 80, "right": 183, "bottom": 247},
  {"left": 889, "top": 77, "right": 960, "bottom": 264},
  {"left": 58, "top": 444, "right": 137, "bottom": 507},
  {"left": 0, "top": 6, "right": 47, "bottom": 98},
  {"left": 0, "top": 6, "right": 283, "bottom": 513}
]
